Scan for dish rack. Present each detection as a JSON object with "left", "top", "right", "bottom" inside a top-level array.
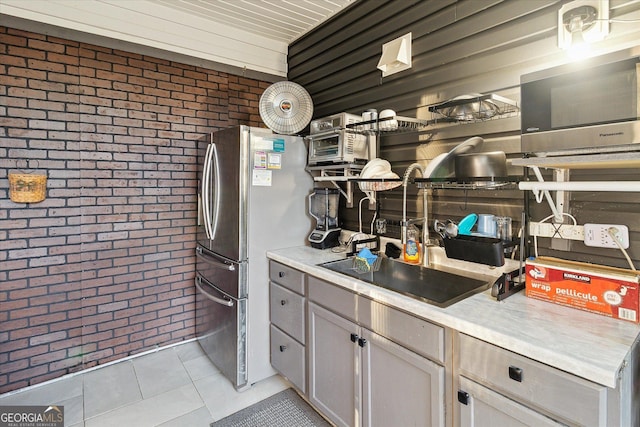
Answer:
[
  {"left": 428, "top": 93, "right": 519, "bottom": 122},
  {"left": 345, "top": 116, "right": 431, "bottom": 134},
  {"left": 357, "top": 178, "right": 402, "bottom": 192},
  {"left": 357, "top": 178, "right": 402, "bottom": 209}
]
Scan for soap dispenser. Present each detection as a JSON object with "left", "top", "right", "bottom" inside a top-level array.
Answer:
[{"left": 403, "top": 224, "right": 421, "bottom": 264}]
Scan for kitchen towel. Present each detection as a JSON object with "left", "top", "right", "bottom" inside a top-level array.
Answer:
[{"left": 211, "top": 388, "right": 331, "bottom": 427}]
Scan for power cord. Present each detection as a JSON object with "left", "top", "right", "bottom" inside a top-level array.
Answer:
[
  {"left": 607, "top": 227, "right": 636, "bottom": 271},
  {"left": 331, "top": 195, "right": 378, "bottom": 254},
  {"left": 358, "top": 195, "right": 377, "bottom": 235},
  {"left": 533, "top": 212, "right": 578, "bottom": 258}
]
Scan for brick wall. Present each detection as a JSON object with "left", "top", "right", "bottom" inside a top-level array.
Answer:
[{"left": 0, "top": 26, "right": 269, "bottom": 393}]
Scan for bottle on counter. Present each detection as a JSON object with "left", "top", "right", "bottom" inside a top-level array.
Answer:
[{"left": 403, "top": 224, "right": 421, "bottom": 264}]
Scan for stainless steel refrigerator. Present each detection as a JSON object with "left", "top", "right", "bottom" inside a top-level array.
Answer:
[{"left": 195, "top": 125, "right": 312, "bottom": 390}]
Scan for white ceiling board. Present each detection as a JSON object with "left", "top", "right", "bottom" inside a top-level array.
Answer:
[
  {"left": 151, "top": 0, "right": 354, "bottom": 43},
  {"left": 0, "top": 0, "right": 354, "bottom": 77}
]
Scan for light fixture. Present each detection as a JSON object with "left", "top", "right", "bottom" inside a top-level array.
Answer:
[
  {"left": 558, "top": 0, "right": 609, "bottom": 58},
  {"left": 377, "top": 32, "right": 412, "bottom": 77}
]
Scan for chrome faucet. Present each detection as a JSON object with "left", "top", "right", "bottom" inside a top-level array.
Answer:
[{"left": 401, "top": 163, "right": 430, "bottom": 267}]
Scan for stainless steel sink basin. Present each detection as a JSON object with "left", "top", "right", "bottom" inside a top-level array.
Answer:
[{"left": 320, "top": 256, "right": 491, "bottom": 308}]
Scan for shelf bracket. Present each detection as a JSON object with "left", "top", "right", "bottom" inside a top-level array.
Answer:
[
  {"left": 311, "top": 166, "right": 362, "bottom": 208},
  {"left": 528, "top": 166, "right": 564, "bottom": 222},
  {"left": 331, "top": 179, "right": 353, "bottom": 207}
]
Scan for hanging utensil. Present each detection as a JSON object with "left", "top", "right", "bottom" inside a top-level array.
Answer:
[
  {"left": 444, "top": 220, "right": 459, "bottom": 238},
  {"left": 434, "top": 220, "right": 446, "bottom": 239}
]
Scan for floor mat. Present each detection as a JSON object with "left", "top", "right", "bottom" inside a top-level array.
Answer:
[{"left": 211, "top": 388, "right": 332, "bottom": 427}]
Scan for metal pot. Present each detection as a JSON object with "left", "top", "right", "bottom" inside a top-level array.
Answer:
[{"left": 454, "top": 151, "right": 507, "bottom": 180}]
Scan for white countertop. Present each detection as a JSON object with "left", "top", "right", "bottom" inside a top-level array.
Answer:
[{"left": 267, "top": 245, "right": 640, "bottom": 388}]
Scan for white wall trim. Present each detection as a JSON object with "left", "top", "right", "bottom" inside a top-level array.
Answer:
[{"left": 0, "top": 0, "right": 288, "bottom": 77}]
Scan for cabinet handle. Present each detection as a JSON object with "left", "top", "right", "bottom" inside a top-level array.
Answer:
[
  {"left": 358, "top": 338, "right": 367, "bottom": 347},
  {"left": 279, "top": 345, "right": 287, "bottom": 352},
  {"left": 509, "top": 365, "right": 523, "bottom": 382},
  {"left": 350, "top": 333, "right": 359, "bottom": 343},
  {"left": 457, "top": 391, "right": 470, "bottom": 405},
  {"left": 278, "top": 271, "right": 286, "bottom": 278},
  {"left": 280, "top": 299, "right": 287, "bottom": 305}
]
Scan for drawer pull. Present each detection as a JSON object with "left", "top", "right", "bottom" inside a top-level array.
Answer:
[
  {"left": 280, "top": 299, "right": 287, "bottom": 305},
  {"left": 358, "top": 337, "right": 367, "bottom": 348},
  {"left": 278, "top": 271, "right": 286, "bottom": 278},
  {"left": 457, "top": 391, "right": 470, "bottom": 405},
  {"left": 279, "top": 345, "right": 287, "bottom": 352},
  {"left": 350, "top": 333, "right": 359, "bottom": 343},
  {"left": 508, "top": 365, "right": 523, "bottom": 382}
]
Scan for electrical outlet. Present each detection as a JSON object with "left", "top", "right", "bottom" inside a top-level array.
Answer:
[
  {"left": 529, "top": 222, "right": 585, "bottom": 240},
  {"left": 584, "top": 224, "right": 629, "bottom": 249}
]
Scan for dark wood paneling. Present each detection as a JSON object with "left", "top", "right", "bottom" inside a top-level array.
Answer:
[{"left": 291, "top": 0, "right": 640, "bottom": 268}]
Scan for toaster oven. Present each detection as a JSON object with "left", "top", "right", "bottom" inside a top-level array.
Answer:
[{"left": 307, "top": 113, "right": 369, "bottom": 165}]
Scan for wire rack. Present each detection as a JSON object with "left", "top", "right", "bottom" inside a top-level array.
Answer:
[
  {"left": 414, "top": 176, "right": 522, "bottom": 190},
  {"left": 346, "top": 116, "right": 431, "bottom": 135},
  {"left": 428, "top": 93, "right": 519, "bottom": 123},
  {"left": 357, "top": 178, "right": 403, "bottom": 192}
]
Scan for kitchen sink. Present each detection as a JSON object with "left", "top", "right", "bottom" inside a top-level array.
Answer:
[{"left": 320, "top": 256, "right": 491, "bottom": 308}]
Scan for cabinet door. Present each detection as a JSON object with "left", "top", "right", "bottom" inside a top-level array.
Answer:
[
  {"left": 457, "top": 376, "right": 564, "bottom": 427},
  {"left": 361, "top": 328, "right": 445, "bottom": 427},
  {"left": 309, "top": 303, "right": 360, "bottom": 427}
]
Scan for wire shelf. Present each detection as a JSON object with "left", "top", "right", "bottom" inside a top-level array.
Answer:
[
  {"left": 414, "top": 176, "right": 522, "bottom": 190},
  {"left": 345, "top": 116, "right": 431, "bottom": 135},
  {"left": 428, "top": 93, "right": 519, "bottom": 123}
]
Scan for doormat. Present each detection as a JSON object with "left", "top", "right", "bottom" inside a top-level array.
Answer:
[{"left": 210, "top": 388, "right": 332, "bottom": 427}]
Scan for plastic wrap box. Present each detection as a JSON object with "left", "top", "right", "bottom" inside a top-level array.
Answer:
[
  {"left": 525, "top": 256, "right": 640, "bottom": 323},
  {"left": 443, "top": 235, "right": 504, "bottom": 267}
]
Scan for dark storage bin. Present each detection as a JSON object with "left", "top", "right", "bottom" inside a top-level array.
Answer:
[{"left": 443, "top": 235, "right": 504, "bottom": 266}]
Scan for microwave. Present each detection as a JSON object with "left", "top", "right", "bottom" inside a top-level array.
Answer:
[
  {"left": 307, "top": 113, "right": 369, "bottom": 165},
  {"left": 521, "top": 47, "right": 640, "bottom": 155}
]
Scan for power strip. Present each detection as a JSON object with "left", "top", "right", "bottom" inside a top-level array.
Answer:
[
  {"left": 529, "top": 222, "right": 585, "bottom": 240},
  {"left": 584, "top": 224, "right": 630, "bottom": 249}
]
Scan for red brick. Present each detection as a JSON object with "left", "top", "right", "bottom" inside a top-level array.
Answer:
[
  {"left": 0, "top": 25, "right": 268, "bottom": 393},
  {"left": 30, "top": 312, "right": 67, "bottom": 326},
  {"left": 10, "top": 325, "right": 48, "bottom": 341}
]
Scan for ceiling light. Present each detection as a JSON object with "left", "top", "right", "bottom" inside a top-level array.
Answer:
[
  {"left": 558, "top": 0, "right": 609, "bottom": 57},
  {"left": 377, "top": 33, "right": 412, "bottom": 77}
]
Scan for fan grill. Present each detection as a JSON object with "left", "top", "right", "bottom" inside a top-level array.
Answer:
[{"left": 259, "top": 81, "right": 313, "bottom": 135}]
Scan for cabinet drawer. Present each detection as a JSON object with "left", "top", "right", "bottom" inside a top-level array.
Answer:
[
  {"left": 270, "top": 282, "right": 305, "bottom": 343},
  {"left": 360, "top": 297, "right": 444, "bottom": 364},
  {"left": 269, "top": 261, "right": 305, "bottom": 295},
  {"left": 458, "top": 376, "right": 563, "bottom": 427},
  {"left": 458, "top": 334, "right": 608, "bottom": 426},
  {"left": 270, "top": 325, "right": 305, "bottom": 393},
  {"left": 308, "top": 276, "right": 357, "bottom": 322}
]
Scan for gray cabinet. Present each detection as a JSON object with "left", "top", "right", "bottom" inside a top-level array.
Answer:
[
  {"left": 269, "top": 260, "right": 307, "bottom": 393},
  {"left": 361, "top": 327, "right": 445, "bottom": 427},
  {"left": 268, "top": 252, "right": 640, "bottom": 427},
  {"left": 308, "top": 276, "right": 446, "bottom": 427},
  {"left": 455, "top": 333, "right": 612, "bottom": 427},
  {"left": 308, "top": 303, "right": 360, "bottom": 427}
]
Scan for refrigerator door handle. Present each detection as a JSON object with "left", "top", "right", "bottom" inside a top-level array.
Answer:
[
  {"left": 202, "top": 143, "right": 214, "bottom": 239},
  {"left": 210, "top": 143, "right": 221, "bottom": 240},
  {"left": 195, "top": 276, "right": 234, "bottom": 307},
  {"left": 195, "top": 246, "right": 236, "bottom": 271}
]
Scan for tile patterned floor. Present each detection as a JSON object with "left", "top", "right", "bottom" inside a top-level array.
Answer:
[{"left": 0, "top": 340, "right": 290, "bottom": 426}]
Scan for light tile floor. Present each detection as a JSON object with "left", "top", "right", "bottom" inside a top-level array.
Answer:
[{"left": 0, "top": 340, "right": 290, "bottom": 427}]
